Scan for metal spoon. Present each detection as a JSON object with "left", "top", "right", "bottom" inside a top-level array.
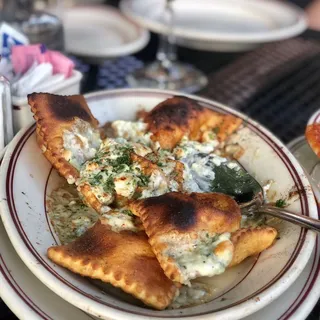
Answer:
[
  {"left": 210, "top": 160, "right": 320, "bottom": 233},
  {"left": 241, "top": 192, "right": 320, "bottom": 233}
]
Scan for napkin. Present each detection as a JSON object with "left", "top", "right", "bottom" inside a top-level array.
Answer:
[{"left": 9, "top": 44, "right": 75, "bottom": 97}]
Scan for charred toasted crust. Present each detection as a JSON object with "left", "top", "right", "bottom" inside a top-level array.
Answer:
[
  {"left": 143, "top": 96, "right": 214, "bottom": 149},
  {"left": 130, "top": 192, "right": 241, "bottom": 236},
  {"left": 28, "top": 93, "right": 100, "bottom": 181},
  {"left": 28, "top": 93, "right": 97, "bottom": 123},
  {"left": 142, "top": 96, "right": 242, "bottom": 149},
  {"left": 228, "top": 227, "right": 277, "bottom": 267},
  {"left": 130, "top": 192, "right": 240, "bottom": 283},
  {"left": 47, "top": 220, "right": 179, "bottom": 310}
]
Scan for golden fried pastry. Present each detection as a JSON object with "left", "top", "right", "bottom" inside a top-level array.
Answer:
[
  {"left": 142, "top": 96, "right": 242, "bottom": 150},
  {"left": 306, "top": 123, "right": 320, "bottom": 158},
  {"left": 129, "top": 192, "right": 241, "bottom": 284},
  {"left": 211, "top": 114, "right": 243, "bottom": 142},
  {"left": 28, "top": 93, "right": 101, "bottom": 183},
  {"left": 77, "top": 139, "right": 171, "bottom": 213},
  {"left": 228, "top": 227, "right": 277, "bottom": 267},
  {"left": 47, "top": 219, "right": 179, "bottom": 310}
]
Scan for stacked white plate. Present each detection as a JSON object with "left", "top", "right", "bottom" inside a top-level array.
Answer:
[
  {"left": 0, "top": 89, "right": 319, "bottom": 320},
  {"left": 120, "top": 0, "right": 307, "bottom": 52}
]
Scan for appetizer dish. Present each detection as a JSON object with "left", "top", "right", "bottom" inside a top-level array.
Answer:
[{"left": 28, "top": 93, "right": 278, "bottom": 310}]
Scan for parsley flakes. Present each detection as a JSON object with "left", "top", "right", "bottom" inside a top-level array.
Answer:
[{"left": 275, "top": 199, "right": 286, "bottom": 208}]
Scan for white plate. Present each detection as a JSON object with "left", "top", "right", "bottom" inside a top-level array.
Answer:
[
  {"left": 120, "top": 0, "right": 307, "bottom": 52},
  {"left": 0, "top": 138, "right": 319, "bottom": 320},
  {"left": 62, "top": 5, "right": 149, "bottom": 59},
  {"left": 0, "top": 89, "right": 317, "bottom": 320}
]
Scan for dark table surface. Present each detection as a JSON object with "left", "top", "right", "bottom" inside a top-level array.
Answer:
[{"left": 1, "top": 1, "right": 320, "bottom": 319}]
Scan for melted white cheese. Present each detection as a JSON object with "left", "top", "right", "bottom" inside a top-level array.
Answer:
[
  {"left": 111, "top": 120, "right": 152, "bottom": 146},
  {"left": 78, "top": 138, "right": 171, "bottom": 206},
  {"left": 101, "top": 211, "right": 138, "bottom": 233},
  {"left": 163, "top": 232, "right": 233, "bottom": 284},
  {"left": 63, "top": 118, "right": 101, "bottom": 171},
  {"left": 182, "top": 154, "right": 230, "bottom": 193},
  {"left": 173, "top": 136, "right": 218, "bottom": 160},
  {"left": 78, "top": 138, "right": 142, "bottom": 206},
  {"left": 114, "top": 172, "right": 138, "bottom": 198},
  {"left": 141, "top": 170, "right": 169, "bottom": 198}
]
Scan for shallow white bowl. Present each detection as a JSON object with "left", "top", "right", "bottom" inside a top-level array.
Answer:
[{"left": 0, "top": 89, "right": 317, "bottom": 320}]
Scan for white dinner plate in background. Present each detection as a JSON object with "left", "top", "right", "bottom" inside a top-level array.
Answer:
[
  {"left": 120, "top": 0, "right": 307, "bottom": 52},
  {"left": 61, "top": 5, "right": 149, "bottom": 62}
]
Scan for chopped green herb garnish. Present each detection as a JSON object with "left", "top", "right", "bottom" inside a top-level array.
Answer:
[
  {"left": 213, "top": 127, "right": 220, "bottom": 134},
  {"left": 133, "top": 190, "right": 143, "bottom": 199},
  {"left": 122, "top": 209, "right": 134, "bottom": 216},
  {"left": 275, "top": 199, "right": 286, "bottom": 208},
  {"left": 90, "top": 173, "right": 103, "bottom": 186},
  {"left": 138, "top": 174, "right": 150, "bottom": 187},
  {"left": 103, "top": 176, "right": 115, "bottom": 193}
]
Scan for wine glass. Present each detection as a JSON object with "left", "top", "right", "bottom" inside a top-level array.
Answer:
[{"left": 126, "top": 0, "right": 208, "bottom": 93}]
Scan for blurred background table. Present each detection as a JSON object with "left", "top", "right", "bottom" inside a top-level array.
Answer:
[{"left": 1, "top": 0, "right": 320, "bottom": 319}]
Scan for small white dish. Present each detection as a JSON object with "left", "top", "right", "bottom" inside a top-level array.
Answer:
[
  {"left": 0, "top": 89, "right": 317, "bottom": 320},
  {"left": 120, "top": 0, "right": 307, "bottom": 52},
  {"left": 62, "top": 5, "right": 149, "bottom": 61}
]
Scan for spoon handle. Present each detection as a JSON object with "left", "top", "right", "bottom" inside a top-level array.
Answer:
[{"left": 259, "top": 205, "right": 320, "bottom": 233}]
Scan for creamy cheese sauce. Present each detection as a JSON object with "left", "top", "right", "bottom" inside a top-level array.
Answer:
[
  {"left": 63, "top": 118, "right": 101, "bottom": 172},
  {"left": 162, "top": 232, "right": 233, "bottom": 285},
  {"left": 47, "top": 184, "right": 141, "bottom": 243},
  {"left": 47, "top": 184, "right": 99, "bottom": 244},
  {"left": 77, "top": 138, "right": 172, "bottom": 207},
  {"left": 111, "top": 120, "right": 153, "bottom": 146},
  {"left": 173, "top": 136, "right": 218, "bottom": 160},
  {"left": 141, "top": 170, "right": 169, "bottom": 198},
  {"left": 169, "top": 282, "right": 215, "bottom": 309},
  {"left": 101, "top": 209, "right": 139, "bottom": 233},
  {"left": 78, "top": 138, "right": 146, "bottom": 205},
  {"left": 181, "top": 152, "right": 240, "bottom": 193}
]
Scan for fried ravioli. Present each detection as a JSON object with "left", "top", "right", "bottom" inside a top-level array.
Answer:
[
  {"left": 142, "top": 96, "right": 242, "bottom": 150},
  {"left": 28, "top": 93, "right": 101, "bottom": 183},
  {"left": 129, "top": 192, "right": 241, "bottom": 284},
  {"left": 77, "top": 139, "right": 170, "bottom": 213},
  {"left": 47, "top": 219, "right": 179, "bottom": 310},
  {"left": 228, "top": 227, "right": 278, "bottom": 267}
]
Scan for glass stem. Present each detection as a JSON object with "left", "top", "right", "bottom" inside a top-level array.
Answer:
[{"left": 156, "top": 0, "right": 176, "bottom": 70}]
